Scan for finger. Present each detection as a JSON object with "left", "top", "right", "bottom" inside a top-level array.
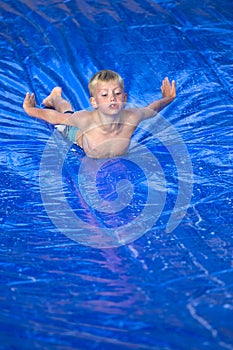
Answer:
[
  {"left": 30, "top": 94, "right": 36, "bottom": 104},
  {"left": 24, "top": 92, "right": 30, "bottom": 101}
]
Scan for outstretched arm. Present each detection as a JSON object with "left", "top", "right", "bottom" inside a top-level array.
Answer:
[
  {"left": 23, "top": 92, "right": 89, "bottom": 129},
  {"left": 23, "top": 92, "right": 71, "bottom": 125},
  {"left": 138, "top": 77, "right": 176, "bottom": 120},
  {"left": 148, "top": 77, "right": 176, "bottom": 112}
]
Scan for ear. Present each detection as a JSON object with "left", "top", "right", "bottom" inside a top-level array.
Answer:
[
  {"left": 124, "top": 93, "right": 128, "bottom": 102},
  {"left": 90, "top": 96, "right": 97, "bottom": 109}
]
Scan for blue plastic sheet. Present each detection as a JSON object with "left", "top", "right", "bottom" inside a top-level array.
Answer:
[{"left": 0, "top": 0, "right": 233, "bottom": 349}]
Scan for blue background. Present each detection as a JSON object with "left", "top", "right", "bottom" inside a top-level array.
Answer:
[{"left": 0, "top": 0, "right": 233, "bottom": 349}]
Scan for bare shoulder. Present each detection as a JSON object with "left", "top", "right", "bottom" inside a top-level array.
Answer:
[
  {"left": 72, "top": 109, "right": 92, "bottom": 118},
  {"left": 122, "top": 108, "right": 142, "bottom": 126},
  {"left": 69, "top": 109, "right": 93, "bottom": 129}
]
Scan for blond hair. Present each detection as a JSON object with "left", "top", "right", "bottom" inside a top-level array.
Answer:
[{"left": 88, "top": 69, "right": 124, "bottom": 96}]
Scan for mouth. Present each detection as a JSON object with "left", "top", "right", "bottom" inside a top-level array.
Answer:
[{"left": 109, "top": 103, "right": 119, "bottom": 110}]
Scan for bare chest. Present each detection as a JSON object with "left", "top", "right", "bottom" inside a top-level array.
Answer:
[{"left": 82, "top": 124, "right": 136, "bottom": 158}]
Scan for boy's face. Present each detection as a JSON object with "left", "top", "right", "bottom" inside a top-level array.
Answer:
[{"left": 90, "top": 80, "right": 127, "bottom": 115}]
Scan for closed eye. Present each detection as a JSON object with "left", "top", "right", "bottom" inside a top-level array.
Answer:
[{"left": 114, "top": 90, "right": 123, "bottom": 96}]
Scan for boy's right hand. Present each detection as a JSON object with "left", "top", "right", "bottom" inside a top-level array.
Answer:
[{"left": 23, "top": 92, "right": 36, "bottom": 111}]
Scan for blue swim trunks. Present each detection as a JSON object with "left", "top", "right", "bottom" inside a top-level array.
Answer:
[
  {"left": 56, "top": 111, "right": 79, "bottom": 144},
  {"left": 63, "top": 125, "right": 79, "bottom": 143}
]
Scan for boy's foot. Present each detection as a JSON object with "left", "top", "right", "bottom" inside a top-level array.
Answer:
[{"left": 42, "top": 87, "right": 62, "bottom": 108}]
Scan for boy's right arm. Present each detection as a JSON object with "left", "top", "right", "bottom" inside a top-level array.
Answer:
[
  {"left": 23, "top": 92, "right": 87, "bottom": 128},
  {"left": 23, "top": 92, "right": 72, "bottom": 125}
]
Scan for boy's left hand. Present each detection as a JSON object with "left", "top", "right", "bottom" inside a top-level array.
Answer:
[{"left": 161, "top": 77, "right": 176, "bottom": 100}]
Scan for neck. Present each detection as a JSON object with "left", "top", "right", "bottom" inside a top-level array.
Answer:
[{"left": 96, "top": 110, "right": 122, "bottom": 132}]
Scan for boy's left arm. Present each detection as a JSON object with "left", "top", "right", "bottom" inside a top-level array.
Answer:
[{"left": 139, "top": 77, "right": 176, "bottom": 120}]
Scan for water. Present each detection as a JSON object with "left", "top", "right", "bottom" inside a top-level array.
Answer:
[{"left": 0, "top": 0, "right": 233, "bottom": 349}]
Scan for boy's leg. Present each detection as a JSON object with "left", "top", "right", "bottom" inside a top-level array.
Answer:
[
  {"left": 42, "top": 87, "right": 74, "bottom": 113},
  {"left": 44, "top": 88, "right": 80, "bottom": 145}
]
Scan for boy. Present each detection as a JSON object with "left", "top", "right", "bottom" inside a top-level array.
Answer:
[{"left": 23, "top": 70, "right": 176, "bottom": 158}]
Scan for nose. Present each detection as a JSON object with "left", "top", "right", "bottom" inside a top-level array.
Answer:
[{"left": 109, "top": 92, "right": 116, "bottom": 101}]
